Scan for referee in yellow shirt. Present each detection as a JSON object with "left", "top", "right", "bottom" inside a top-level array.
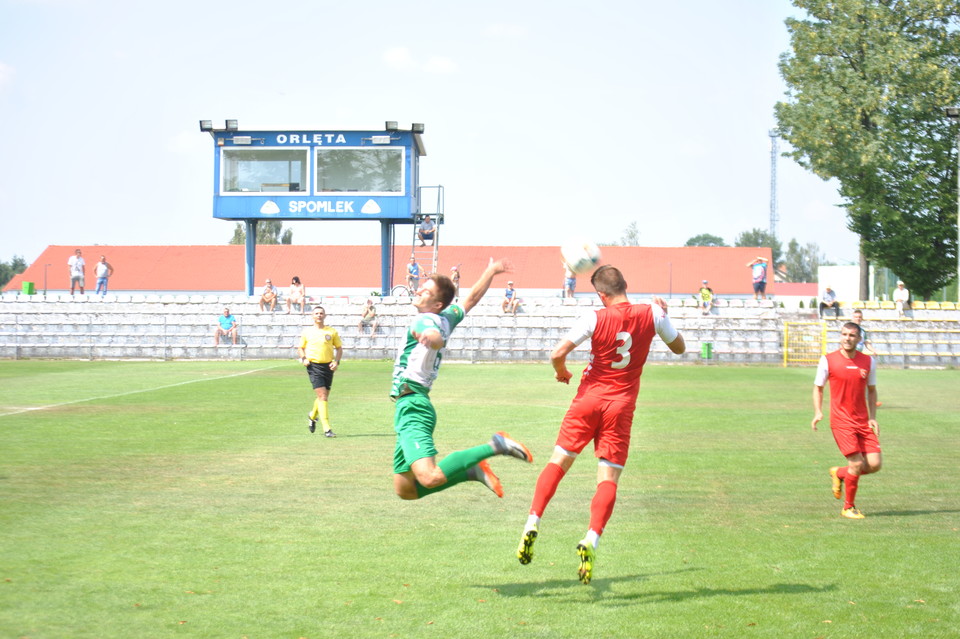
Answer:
[{"left": 298, "top": 306, "right": 343, "bottom": 437}]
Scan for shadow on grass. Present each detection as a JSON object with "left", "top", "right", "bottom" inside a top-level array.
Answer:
[
  {"left": 483, "top": 570, "right": 835, "bottom": 605},
  {"left": 868, "top": 508, "right": 960, "bottom": 517}
]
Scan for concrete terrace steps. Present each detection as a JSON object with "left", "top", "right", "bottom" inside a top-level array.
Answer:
[{"left": 1, "top": 295, "right": 957, "bottom": 365}]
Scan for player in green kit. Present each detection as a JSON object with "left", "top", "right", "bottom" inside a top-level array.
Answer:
[{"left": 391, "top": 259, "right": 534, "bottom": 501}]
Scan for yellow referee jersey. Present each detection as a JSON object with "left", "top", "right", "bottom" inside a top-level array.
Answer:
[{"left": 300, "top": 325, "right": 342, "bottom": 363}]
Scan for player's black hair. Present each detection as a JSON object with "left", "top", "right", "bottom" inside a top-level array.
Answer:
[{"left": 591, "top": 265, "right": 627, "bottom": 296}]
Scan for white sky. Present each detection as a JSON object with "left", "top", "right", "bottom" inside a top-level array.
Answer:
[{"left": 0, "top": 0, "right": 859, "bottom": 266}]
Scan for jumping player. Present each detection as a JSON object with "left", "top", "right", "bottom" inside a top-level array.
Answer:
[
  {"left": 811, "top": 322, "right": 881, "bottom": 519},
  {"left": 516, "top": 265, "right": 686, "bottom": 584},
  {"left": 391, "top": 259, "right": 534, "bottom": 502}
]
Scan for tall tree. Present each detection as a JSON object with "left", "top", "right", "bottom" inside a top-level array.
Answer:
[
  {"left": 782, "top": 239, "right": 824, "bottom": 282},
  {"left": 776, "top": 0, "right": 960, "bottom": 299},
  {"left": 735, "top": 228, "right": 783, "bottom": 266},
  {"left": 0, "top": 255, "right": 27, "bottom": 289},
  {"left": 228, "top": 220, "right": 293, "bottom": 245},
  {"left": 685, "top": 233, "right": 728, "bottom": 247}
]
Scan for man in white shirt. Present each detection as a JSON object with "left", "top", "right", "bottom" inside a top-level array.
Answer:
[{"left": 67, "top": 249, "right": 85, "bottom": 295}]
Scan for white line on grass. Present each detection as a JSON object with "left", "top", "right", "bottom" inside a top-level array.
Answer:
[{"left": 0, "top": 364, "right": 285, "bottom": 418}]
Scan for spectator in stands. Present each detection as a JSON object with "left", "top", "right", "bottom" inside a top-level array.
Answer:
[
  {"left": 746, "top": 256, "right": 768, "bottom": 300},
  {"left": 851, "top": 309, "right": 876, "bottom": 356},
  {"left": 357, "top": 298, "right": 380, "bottom": 335},
  {"left": 893, "top": 281, "right": 910, "bottom": 318},
  {"left": 698, "top": 279, "right": 715, "bottom": 315},
  {"left": 819, "top": 286, "right": 841, "bottom": 319},
  {"left": 259, "top": 278, "right": 279, "bottom": 312},
  {"left": 68, "top": 249, "right": 85, "bottom": 295},
  {"left": 215, "top": 308, "right": 239, "bottom": 345},
  {"left": 407, "top": 256, "right": 420, "bottom": 292},
  {"left": 451, "top": 265, "right": 461, "bottom": 300},
  {"left": 94, "top": 255, "right": 114, "bottom": 297},
  {"left": 286, "top": 276, "right": 306, "bottom": 314},
  {"left": 502, "top": 280, "right": 521, "bottom": 315},
  {"left": 418, "top": 215, "right": 436, "bottom": 246},
  {"left": 563, "top": 263, "right": 577, "bottom": 298}
]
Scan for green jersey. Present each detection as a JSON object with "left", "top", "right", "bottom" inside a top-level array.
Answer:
[{"left": 391, "top": 305, "right": 465, "bottom": 396}]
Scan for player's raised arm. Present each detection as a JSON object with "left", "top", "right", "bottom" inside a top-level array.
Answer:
[{"left": 461, "top": 259, "right": 513, "bottom": 314}]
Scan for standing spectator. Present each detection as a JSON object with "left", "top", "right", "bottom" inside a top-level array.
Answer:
[
  {"left": 892, "top": 280, "right": 910, "bottom": 317},
  {"left": 94, "top": 255, "right": 114, "bottom": 297},
  {"left": 68, "top": 249, "right": 85, "bottom": 295},
  {"left": 389, "top": 259, "right": 533, "bottom": 502},
  {"left": 515, "top": 265, "right": 685, "bottom": 584},
  {"left": 450, "top": 265, "right": 461, "bottom": 300},
  {"left": 357, "top": 298, "right": 380, "bottom": 335},
  {"left": 851, "top": 309, "right": 876, "bottom": 356},
  {"left": 697, "top": 279, "right": 715, "bottom": 315},
  {"left": 418, "top": 215, "right": 436, "bottom": 246},
  {"left": 811, "top": 322, "right": 881, "bottom": 519},
  {"left": 298, "top": 306, "right": 342, "bottom": 437},
  {"left": 406, "top": 256, "right": 420, "bottom": 292},
  {"left": 286, "top": 276, "right": 306, "bottom": 314},
  {"left": 819, "top": 286, "right": 841, "bottom": 319},
  {"left": 563, "top": 263, "right": 577, "bottom": 298},
  {"left": 259, "top": 279, "right": 279, "bottom": 312},
  {"left": 214, "top": 308, "right": 239, "bottom": 345},
  {"left": 746, "top": 256, "right": 768, "bottom": 300},
  {"left": 502, "top": 281, "right": 521, "bottom": 315}
]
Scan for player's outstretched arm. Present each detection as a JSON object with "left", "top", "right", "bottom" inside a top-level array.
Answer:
[
  {"left": 666, "top": 333, "right": 685, "bottom": 355},
  {"left": 462, "top": 259, "right": 513, "bottom": 314},
  {"left": 551, "top": 339, "right": 577, "bottom": 384}
]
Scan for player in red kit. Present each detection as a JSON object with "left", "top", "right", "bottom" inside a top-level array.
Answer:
[
  {"left": 515, "top": 265, "right": 686, "bottom": 583},
  {"left": 812, "top": 322, "right": 880, "bottom": 519}
]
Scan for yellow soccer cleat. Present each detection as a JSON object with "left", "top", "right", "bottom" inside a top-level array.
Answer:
[
  {"left": 576, "top": 541, "right": 595, "bottom": 584},
  {"left": 829, "top": 466, "right": 842, "bottom": 500},
  {"left": 841, "top": 507, "right": 865, "bottom": 519},
  {"left": 517, "top": 525, "right": 538, "bottom": 565}
]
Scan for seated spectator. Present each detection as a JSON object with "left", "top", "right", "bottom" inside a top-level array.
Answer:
[
  {"left": 698, "top": 279, "right": 715, "bottom": 315},
  {"left": 418, "top": 215, "right": 436, "bottom": 246},
  {"left": 286, "top": 276, "right": 306, "bottom": 314},
  {"left": 893, "top": 280, "right": 910, "bottom": 317},
  {"left": 357, "top": 298, "right": 380, "bottom": 335},
  {"left": 819, "top": 286, "right": 840, "bottom": 319},
  {"left": 502, "top": 281, "right": 520, "bottom": 316},
  {"left": 259, "top": 278, "right": 279, "bottom": 312},
  {"left": 406, "top": 256, "right": 420, "bottom": 291},
  {"left": 214, "top": 308, "right": 239, "bottom": 345}
]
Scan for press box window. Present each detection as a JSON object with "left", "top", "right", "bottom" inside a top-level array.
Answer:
[
  {"left": 222, "top": 148, "right": 308, "bottom": 193},
  {"left": 315, "top": 147, "right": 403, "bottom": 194}
]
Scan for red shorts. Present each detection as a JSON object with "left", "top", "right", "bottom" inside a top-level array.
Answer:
[
  {"left": 556, "top": 394, "right": 635, "bottom": 467},
  {"left": 831, "top": 423, "right": 881, "bottom": 457}
]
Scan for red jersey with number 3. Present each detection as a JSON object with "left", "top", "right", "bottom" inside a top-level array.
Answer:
[{"left": 576, "top": 302, "right": 656, "bottom": 403}]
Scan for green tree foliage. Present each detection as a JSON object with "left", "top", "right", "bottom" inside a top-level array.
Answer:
[
  {"left": 775, "top": 0, "right": 960, "bottom": 299},
  {"left": 685, "top": 233, "right": 728, "bottom": 247},
  {"left": 228, "top": 220, "right": 293, "bottom": 245},
  {"left": 782, "top": 238, "right": 824, "bottom": 282},
  {"left": 735, "top": 228, "right": 783, "bottom": 265},
  {"left": 0, "top": 255, "right": 27, "bottom": 289}
]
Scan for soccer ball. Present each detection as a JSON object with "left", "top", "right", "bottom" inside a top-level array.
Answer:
[{"left": 561, "top": 240, "right": 602, "bottom": 274}]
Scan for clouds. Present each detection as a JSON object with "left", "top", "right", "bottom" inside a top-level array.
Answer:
[{"left": 382, "top": 47, "right": 457, "bottom": 74}]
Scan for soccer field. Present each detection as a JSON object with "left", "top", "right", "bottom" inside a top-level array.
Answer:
[{"left": 1, "top": 360, "right": 958, "bottom": 638}]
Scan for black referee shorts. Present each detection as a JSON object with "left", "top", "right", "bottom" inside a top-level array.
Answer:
[{"left": 306, "top": 361, "right": 334, "bottom": 390}]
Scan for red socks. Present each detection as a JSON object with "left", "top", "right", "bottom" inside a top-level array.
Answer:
[
  {"left": 842, "top": 472, "right": 860, "bottom": 510},
  {"left": 589, "top": 480, "right": 618, "bottom": 535},
  {"left": 529, "top": 462, "right": 566, "bottom": 517}
]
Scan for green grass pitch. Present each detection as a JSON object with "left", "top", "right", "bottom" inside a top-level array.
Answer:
[{"left": 1, "top": 360, "right": 958, "bottom": 638}]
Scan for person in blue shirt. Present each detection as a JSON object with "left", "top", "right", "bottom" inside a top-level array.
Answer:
[
  {"left": 214, "top": 308, "right": 239, "bottom": 345},
  {"left": 406, "top": 256, "right": 420, "bottom": 292}
]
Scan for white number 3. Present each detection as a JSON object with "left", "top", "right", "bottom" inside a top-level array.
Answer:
[{"left": 611, "top": 331, "right": 631, "bottom": 369}]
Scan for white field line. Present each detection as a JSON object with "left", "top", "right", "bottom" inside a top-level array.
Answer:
[{"left": 0, "top": 364, "right": 284, "bottom": 418}]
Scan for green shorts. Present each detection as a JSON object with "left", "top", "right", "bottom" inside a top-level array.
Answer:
[{"left": 393, "top": 392, "right": 438, "bottom": 474}]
